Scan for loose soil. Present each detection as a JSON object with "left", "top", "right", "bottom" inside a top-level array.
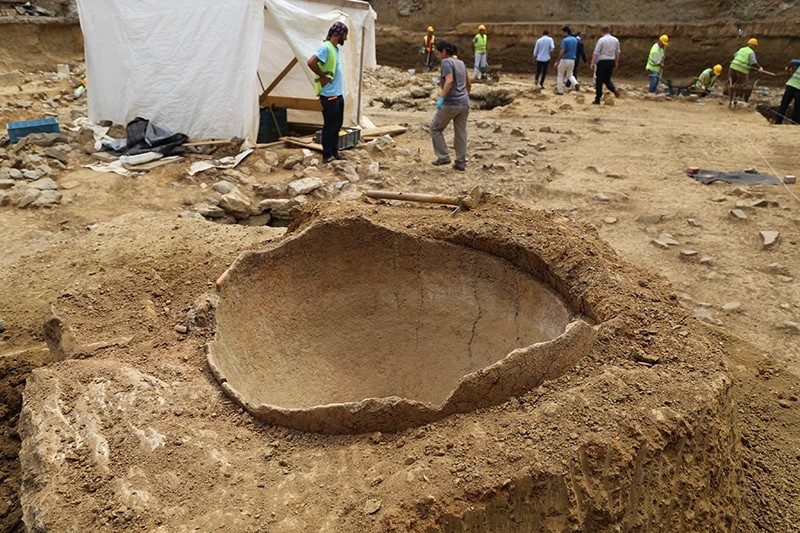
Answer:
[{"left": 1, "top": 25, "right": 799, "bottom": 533}]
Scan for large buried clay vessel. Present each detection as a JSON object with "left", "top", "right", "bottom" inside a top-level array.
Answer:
[{"left": 207, "top": 216, "right": 595, "bottom": 433}]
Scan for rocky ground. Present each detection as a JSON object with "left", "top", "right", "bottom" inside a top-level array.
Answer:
[{"left": 1, "top": 60, "right": 799, "bottom": 531}]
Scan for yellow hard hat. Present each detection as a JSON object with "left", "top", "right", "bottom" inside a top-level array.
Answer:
[
  {"left": 478, "top": 24, "right": 486, "bottom": 30},
  {"left": 713, "top": 64, "right": 723, "bottom": 75},
  {"left": 659, "top": 34, "right": 669, "bottom": 45},
  {"left": 747, "top": 37, "right": 758, "bottom": 46},
  {"left": 427, "top": 26, "right": 434, "bottom": 32}
]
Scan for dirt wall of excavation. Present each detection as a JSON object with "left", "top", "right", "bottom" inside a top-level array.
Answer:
[
  {"left": 371, "top": 0, "right": 799, "bottom": 81},
  {"left": 0, "top": 21, "right": 82, "bottom": 70}
]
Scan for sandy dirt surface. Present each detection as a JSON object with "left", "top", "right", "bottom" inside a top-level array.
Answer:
[{"left": 1, "top": 54, "right": 799, "bottom": 531}]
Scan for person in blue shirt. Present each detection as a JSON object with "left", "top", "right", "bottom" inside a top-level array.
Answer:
[
  {"left": 554, "top": 26, "right": 580, "bottom": 95},
  {"left": 307, "top": 22, "right": 349, "bottom": 163}
]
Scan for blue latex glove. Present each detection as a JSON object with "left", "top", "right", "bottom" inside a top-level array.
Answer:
[{"left": 436, "top": 97, "right": 444, "bottom": 110}]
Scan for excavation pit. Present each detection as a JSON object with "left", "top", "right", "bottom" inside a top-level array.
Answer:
[{"left": 207, "top": 215, "right": 595, "bottom": 434}]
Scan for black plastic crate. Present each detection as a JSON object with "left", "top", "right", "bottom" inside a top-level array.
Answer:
[{"left": 314, "top": 127, "right": 360, "bottom": 150}]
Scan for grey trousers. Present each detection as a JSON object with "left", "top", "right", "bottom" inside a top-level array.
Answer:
[{"left": 430, "top": 104, "right": 469, "bottom": 165}]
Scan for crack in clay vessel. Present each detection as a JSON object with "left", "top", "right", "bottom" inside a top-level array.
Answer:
[{"left": 207, "top": 215, "right": 595, "bottom": 434}]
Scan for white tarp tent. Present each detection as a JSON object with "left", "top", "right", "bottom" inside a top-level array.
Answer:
[{"left": 77, "top": 0, "right": 376, "bottom": 142}]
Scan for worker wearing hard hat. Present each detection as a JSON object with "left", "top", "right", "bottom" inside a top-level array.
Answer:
[
  {"left": 728, "top": 37, "right": 765, "bottom": 86},
  {"left": 646, "top": 34, "right": 669, "bottom": 93},
  {"left": 472, "top": 24, "right": 488, "bottom": 80},
  {"left": 694, "top": 64, "right": 723, "bottom": 96},
  {"left": 422, "top": 26, "right": 437, "bottom": 72}
]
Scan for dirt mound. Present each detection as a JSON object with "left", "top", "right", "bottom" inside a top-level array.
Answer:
[{"left": 16, "top": 199, "right": 740, "bottom": 531}]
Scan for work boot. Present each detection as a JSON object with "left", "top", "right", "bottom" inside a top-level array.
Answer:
[
  {"left": 431, "top": 158, "right": 451, "bottom": 166},
  {"left": 453, "top": 162, "right": 466, "bottom": 172}
]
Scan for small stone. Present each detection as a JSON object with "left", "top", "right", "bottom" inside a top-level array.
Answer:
[
  {"left": 693, "top": 307, "right": 715, "bottom": 323},
  {"left": 603, "top": 217, "right": 617, "bottom": 224},
  {"left": 687, "top": 166, "right": 700, "bottom": 174},
  {"left": 593, "top": 192, "right": 610, "bottom": 202},
  {"left": 174, "top": 324, "right": 188, "bottom": 334},
  {"left": 0, "top": 319, "right": 5, "bottom": 333},
  {"left": 699, "top": 256, "right": 714, "bottom": 265},
  {"left": 759, "top": 231, "right": 779, "bottom": 248},
  {"left": 363, "top": 499, "right": 381, "bottom": 515},
  {"left": 212, "top": 181, "right": 235, "bottom": 194},
  {"left": 287, "top": 177, "right": 324, "bottom": 196},
  {"left": 729, "top": 209, "right": 747, "bottom": 220},
  {"left": 680, "top": 249, "right": 698, "bottom": 257},
  {"left": 687, "top": 218, "right": 702, "bottom": 227},
  {"left": 777, "top": 321, "right": 800, "bottom": 335},
  {"left": 721, "top": 301, "right": 741, "bottom": 312},
  {"left": 657, "top": 233, "right": 679, "bottom": 245},
  {"left": 784, "top": 175, "right": 796, "bottom": 184},
  {"left": 637, "top": 213, "right": 662, "bottom": 224}
]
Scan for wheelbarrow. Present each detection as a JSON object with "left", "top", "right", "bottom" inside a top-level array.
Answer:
[
  {"left": 482, "top": 64, "right": 502, "bottom": 82},
  {"left": 658, "top": 76, "right": 699, "bottom": 97},
  {"left": 725, "top": 79, "right": 759, "bottom": 108}
]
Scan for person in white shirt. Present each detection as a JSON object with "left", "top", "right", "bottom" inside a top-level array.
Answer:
[
  {"left": 591, "top": 26, "right": 621, "bottom": 104},
  {"left": 532, "top": 29, "right": 555, "bottom": 88}
]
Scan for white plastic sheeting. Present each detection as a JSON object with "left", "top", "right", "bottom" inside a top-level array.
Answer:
[
  {"left": 77, "top": 0, "right": 376, "bottom": 142},
  {"left": 78, "top": 0, "right": 263, "bottom": 142},
  {"left": 260, "top": 0, "right": 376, "bottom": 127}
]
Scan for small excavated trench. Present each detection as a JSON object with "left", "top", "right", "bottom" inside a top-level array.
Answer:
[{"left": 207, "top": 217, "right": 594, "bottom": 433}]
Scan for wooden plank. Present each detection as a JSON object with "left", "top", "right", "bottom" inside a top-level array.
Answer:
[
  {"left": 361, "top": 125, "right": 407, "bottom": 140},
  {"left": 253, "top": 140, "right": 286, "bottom": 149},
  {"left": 280, "top": 136, "right": 323, "bottom": 152},
  {"left": 122, "top": 155, "right": 183, "bottom": 171},
  {"left": 184, "top": 139, "right": 233, "bottom": 147},
  {"left": 260, "top": 58, "right": 299, "bottom": 104},
  {"left": 90, "top": 152, "right": 118, "bottom": 162},
  {"left": 262, "top": 96, "right": 322, "bottom": 112}
]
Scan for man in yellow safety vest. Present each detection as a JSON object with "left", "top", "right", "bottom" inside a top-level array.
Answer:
[
  {"left": 646, "top": 34, "right": 668, "bottom": 93},
  {"left": 775, "top": 58, "right": 800, "bottom": 125},
  {"left": 728, "top": 37, "right": 764, "bottom": 87},
  {"left": 307, "top": 21, "right": 349, "bottom": 163},
  {"left": 694, "top": 64, "right": 723, "bottom": 96},
  {"left": 472, "top": 24, "right": 488, "bottom": 80},
  {"left": 422, "top": 26, "right": 436, "bottom": 72}
]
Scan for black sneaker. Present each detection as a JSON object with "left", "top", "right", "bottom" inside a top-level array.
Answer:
[
  {"left": 453, "top": 163, "right": 466, "bottom": 172},
  {"left": 592, "top": 100, "right": 600, "bottom": 105},
  {"left": 613, "top": 90, "right": 620, "bottom": 97},
  {"left": 431, "top": 159, "right": 451, "bottom": 166}
]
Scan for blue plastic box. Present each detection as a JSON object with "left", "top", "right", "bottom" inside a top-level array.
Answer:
[{"left": 6, "top": 117, "right": 61, "bottom": 143}]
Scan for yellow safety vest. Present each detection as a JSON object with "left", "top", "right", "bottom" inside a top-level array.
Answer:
[
  {"left": 730, "top": 46, "right": 754, "bottom": 74},
  {"left": 313, "top": 41, "right": 337, "bottom": 96},
  {"left": 646, "top": 43, "right": 664, "bottom": 72},
  {"left": 788, "top": 64, "right": 800, "bottom": 91},
  {"left": 474, "top": 34, "right": 487, "bottom": 54},
  {"left": 423, "top": 34, "right": 436, "bottom": 52},
  {"left": 695, "top": 68, "right": 719, "bottom": 89}
]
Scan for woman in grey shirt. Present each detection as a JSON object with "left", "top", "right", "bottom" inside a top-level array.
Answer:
[{"left": 430, "top": 40, "right": 472, "bottom": 171}]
